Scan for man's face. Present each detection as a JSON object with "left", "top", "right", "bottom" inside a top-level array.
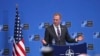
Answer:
[{"left": 53, "top": 15, "right": 61, "bottom": 26}]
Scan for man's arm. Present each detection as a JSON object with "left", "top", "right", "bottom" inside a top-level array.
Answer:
[
  {"left": 42, "top": 28, "right": 50, "bottom": 46},
  {"left": 65, "top": 28, "right": 77, "bottom": 43}
]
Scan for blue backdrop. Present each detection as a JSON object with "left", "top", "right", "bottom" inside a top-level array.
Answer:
[{"left": 0, "top": 0, "right": 100, "bottom": 56}]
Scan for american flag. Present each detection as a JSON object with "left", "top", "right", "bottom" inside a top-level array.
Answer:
[{"left": 13, "top": 5, "right": 26, "bottom": 56}]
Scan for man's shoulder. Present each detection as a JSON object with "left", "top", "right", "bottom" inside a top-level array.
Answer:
[
  {"left": 60, "top": 25, "right": 67, "bottom": 28},
  {"left": 45, "top": 25, "right": 53, "bottom": 29}
]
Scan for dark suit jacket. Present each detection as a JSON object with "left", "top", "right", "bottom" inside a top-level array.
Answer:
[{"left": 44, "top": 24, "right": 77, "bottom": 46}]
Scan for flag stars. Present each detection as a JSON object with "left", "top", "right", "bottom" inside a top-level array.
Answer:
[
  {"left": 15, "top": 38, "right": 18, "bottom": 40},
  {"left": 20, "top": 27, "right": 22, "bottom": 29},
  {"left": 16, "top": 34, "right": 18, "bottom": 36},
  {"left": 17, "top": 27, "right": 19, "bottom": 30},
  {"left": 19, "top": 34, "right": 21, "bottom": 37},
  {"left": 15, "top": 41, "right": 18, "bottom": 43},
  {"left": 17, "top": 24, "right": 20, "bottom": 26},
  {"left": 19, "top": 31, "right": 21, "bottom": 34},
  {"left": 19, "top": 38, "right": 21, "bottom": 40},
  {"left": 17, "top": 31, "right": 19, "bottom": 33},
  {"left": 18, "top": 17, "right": 20, "bottom": 19},
  {"left": 17, "top": 21, "right": 20, "bottom": 23}
]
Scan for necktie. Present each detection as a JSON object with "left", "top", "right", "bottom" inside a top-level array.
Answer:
[{"left": 57, "top": 26, "right": 60, "bottom": 40}]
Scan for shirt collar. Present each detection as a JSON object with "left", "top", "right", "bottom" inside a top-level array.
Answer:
[{"left": 53, "top": 24, "right": 60, "bottom": 28}]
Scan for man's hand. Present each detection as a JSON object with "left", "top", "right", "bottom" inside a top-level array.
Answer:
[
  {"left": 77, "top": 35, "right": 84, "bottom": 41},
  {"left": 42, "top": 39, "right": 47, "bottom": 45}
]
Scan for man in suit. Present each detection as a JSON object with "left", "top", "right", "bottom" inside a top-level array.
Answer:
[{"left": 42, "top": 13, "right": 83, "bottom": 46}]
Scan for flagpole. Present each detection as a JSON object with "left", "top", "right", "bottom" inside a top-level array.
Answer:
[
  {"left": 12, "top": 4, "right": 26, "bottom": 56},
  {"left": 16, "top": 4, "right": 18, "bottom": 8}
]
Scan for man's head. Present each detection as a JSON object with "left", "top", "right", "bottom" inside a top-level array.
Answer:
[{"left": 53, "top": 13, "right": 62, "bottom": 26}]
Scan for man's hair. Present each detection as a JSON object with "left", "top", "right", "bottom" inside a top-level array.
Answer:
[{"left": 53, "top": 13, "right": 62, "bottom": 19}]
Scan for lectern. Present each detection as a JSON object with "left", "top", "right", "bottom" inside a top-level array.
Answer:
[{"left": 41, "top": 43, "right": 87, "bottom": 56}]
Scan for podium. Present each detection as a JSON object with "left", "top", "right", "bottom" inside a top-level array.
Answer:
[
  {"left": 53, "top": 43, "right": 87, "bottom": 56},
  {"left": 41, "top": 43, "right": 87, "bottom": 56}
]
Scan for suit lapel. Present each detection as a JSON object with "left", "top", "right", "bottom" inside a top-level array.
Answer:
[
  {"left": 51, "top": 25, "right": 58, "bottom": 38},
  {"left": 60, "top": 25, "right": 64, "bottom": 39}
]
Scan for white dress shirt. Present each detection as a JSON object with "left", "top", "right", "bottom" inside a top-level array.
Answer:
[{"left": 53, "top": 24, "right": 61, "bottom": 36}]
